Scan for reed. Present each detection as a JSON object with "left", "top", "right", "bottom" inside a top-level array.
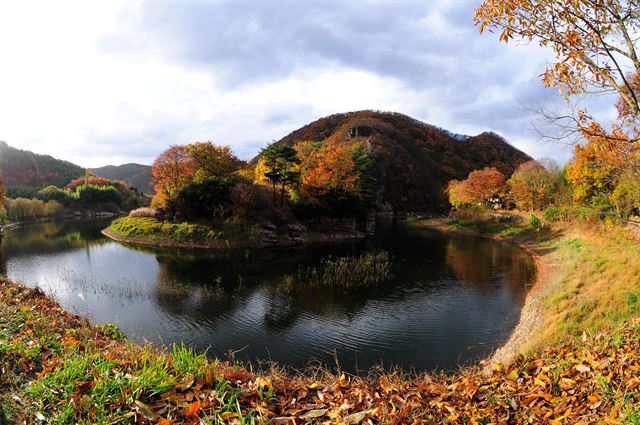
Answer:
[{"left": 296, "top": 250, "right": 393, "bottom": 289}]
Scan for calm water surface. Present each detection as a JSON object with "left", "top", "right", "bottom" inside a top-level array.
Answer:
[{"left": 0, "top": 218, "right": 534, "bottom": 372}]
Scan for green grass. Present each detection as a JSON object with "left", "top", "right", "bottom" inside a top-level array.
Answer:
[{"left": 107, "top": 217, "right": 223, "bottom": 243}]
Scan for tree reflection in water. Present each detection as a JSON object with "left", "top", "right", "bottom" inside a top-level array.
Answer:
[{"left": 3, "top": 218, "right": 535, "bottom": 372}]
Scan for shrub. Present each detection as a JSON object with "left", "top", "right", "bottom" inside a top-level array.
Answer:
[
  {"left": 128, "top": 208, "right": 157, "bottom": 218},
  {"left": 529, "top": 213, "right": 541, "bottom": 228},
  {"left": 448, "top": 207, "right": 486, "bottom": 223},
  {"left": 543, "top": 206, "right": 562, "bottom": 222}
]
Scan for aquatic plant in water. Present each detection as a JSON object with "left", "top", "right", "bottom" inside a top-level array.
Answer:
[{"left": 294, "top": 250, "right": 393, "bottom": 289}]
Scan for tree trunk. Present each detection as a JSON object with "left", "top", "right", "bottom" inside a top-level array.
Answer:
[{"left": 272, "top": 180, "right": 276, "bottom": 206}]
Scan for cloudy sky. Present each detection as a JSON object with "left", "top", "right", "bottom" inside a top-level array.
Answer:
[{"left": 0, "top": 1, "right": 619, "bottom": 167}]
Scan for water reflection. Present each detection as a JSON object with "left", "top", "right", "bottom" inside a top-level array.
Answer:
[{"left": 1, "top": 218, "right": 535, "bottom": 372}]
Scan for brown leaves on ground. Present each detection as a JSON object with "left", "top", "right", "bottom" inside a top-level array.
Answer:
[
  {"left": 2, "top": 279, "right": 640, "bottom": 424},
  {"left": 121, "top": 321, "right": 640, "bottom": 424}
]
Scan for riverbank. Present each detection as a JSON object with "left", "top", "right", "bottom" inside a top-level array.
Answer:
[
  {"left": 416, "top": 218, "right": 549, "bottom": 369},
  {"left": 2, "top": 276, "right": 640, "bottom": 423},
  {"left": 418, "top": 215, "right": 640, "bottom": 369}
]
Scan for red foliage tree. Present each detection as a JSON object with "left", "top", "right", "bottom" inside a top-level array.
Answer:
[
  {"left": 447, "top": 167, "right": 506, "bottom": 208},
  {"left": 152, "top": 145, "right": 196, "bottom": 208}
]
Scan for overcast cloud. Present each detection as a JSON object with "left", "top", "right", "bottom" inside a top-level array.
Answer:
[{"left": 0, "top": 1, "right": 620, "bottom": 167}]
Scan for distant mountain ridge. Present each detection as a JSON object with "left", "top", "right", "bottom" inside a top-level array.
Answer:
[
  {"left": 0, "top": 141, "right": 84, "bottom": 191},
  {"left": 270, "top": 110, "right": 532, "bottom": 212},
  {"left": 0, "top": 141, "right": 153, "bottom": 195},
  {"left": 91, "top": 163, "right": 153, "bottom": 194}
]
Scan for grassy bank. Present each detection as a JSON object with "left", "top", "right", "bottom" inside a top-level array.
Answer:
[{"left": 104, "top": 217, "right": 254, "bottom": 249}]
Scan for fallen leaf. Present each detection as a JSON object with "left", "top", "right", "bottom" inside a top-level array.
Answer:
[
  {"left": 575, "top": 364, "right": 591, "bottom": 373},
  {"left": 302, "top": 409, "right": 328, "bottom": 420},
  {"left": 175, "top": 373, "right": 194, "bottom": 391},
  {"left": 134, "top": 400, "right": 159, "bottom": 421},
  {"left": 343, "top": 411, "right": 366, "bottom": 424},
  {"left": 184, "top": 401, "right": 202, "bottom": 418},
  {"left": 220, "top": 411, "right": 238, "bottom": 421}
]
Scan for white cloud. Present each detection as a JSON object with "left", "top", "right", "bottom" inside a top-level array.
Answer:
[{"left": 0, "top": 1, "right": 611, "bottom": 168}]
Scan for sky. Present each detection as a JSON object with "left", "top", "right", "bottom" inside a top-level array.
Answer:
[{"left": 0, "top": 0, "right": 620, "bottom": 168}]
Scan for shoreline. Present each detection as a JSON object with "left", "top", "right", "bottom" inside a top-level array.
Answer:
[
  {"left": 102, "top": 225, "right": 367, "bottom": 250},
  {"left": 416, "top": 218, "right": 548, "bottom": 369}
]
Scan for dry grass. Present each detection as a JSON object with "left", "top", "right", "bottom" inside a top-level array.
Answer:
[{"left": 531, "top": 222, "right": 640, "bottom": 351}]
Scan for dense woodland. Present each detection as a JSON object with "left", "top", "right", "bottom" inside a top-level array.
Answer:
[{"left": 142, "top": 111, "right": 531, "bottom": 236}]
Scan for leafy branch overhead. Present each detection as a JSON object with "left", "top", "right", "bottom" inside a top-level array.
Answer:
[{"left": 475, "top": 0, "right": 640, "bottom": 122}]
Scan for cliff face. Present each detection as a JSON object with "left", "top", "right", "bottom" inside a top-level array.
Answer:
[{"left": 272, "top": 111, "right": 532, "bottom": 212}]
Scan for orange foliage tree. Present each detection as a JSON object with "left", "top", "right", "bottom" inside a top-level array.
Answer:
[
  {"left": 566, "top": 121, "right": 639, "bottom": 205},
  {"left": 447, "top": 167, "right": 506, "bottom": 208},
  {"left": 151, "top": 145, "right": 196, "bottom": 208},
  {"left": 66, "top": 176, "right": 126, "bottom": 191},
  {"left": 298, "top": 142, "right": 357, "bottom": 203},
  {"left": 295, "top": 141, "right": 372, "bottom": 213}
]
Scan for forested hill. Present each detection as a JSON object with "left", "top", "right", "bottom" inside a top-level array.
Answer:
[
  {"left": 273, "top": 110, "right": 532, "bottom": 212},
  {"left": 91, "top": 164, "right": 153, "bottom": 194},
  {"left": 0, "top": 141, "right": 153, "bottom": 196},
  {"left": 0, "top": 141, "right": 84, "bottom": 194}
]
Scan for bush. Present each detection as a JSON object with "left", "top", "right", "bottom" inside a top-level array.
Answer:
[
  {"left": 529, "top": 213, "right": 541, "bottom": 228},
  {"left": 448, "top": 207, "right": 485, "bottom": 224},
  {"left": 5, "top": 198, "right": 65, "bottom": 221},
  {"left": 128, "top": 208, "right": 157, "bottom": 218},
  {"left": 543, "top": 206, "right": 562, "bottom": 222}
]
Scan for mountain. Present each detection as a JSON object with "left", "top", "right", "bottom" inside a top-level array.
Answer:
[
  {"left": 270, "top": 110, "right": 532, "bottom": 212},
  {"left": 91, "top": 163, "right": 154, "bottom": 194},
  {"left": 0, "top": 141, "right": 84, "bottom": 194}
]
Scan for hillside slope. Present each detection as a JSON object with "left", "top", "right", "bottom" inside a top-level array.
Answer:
[
  {"left": 0, "top": 141, "right": 84, "bottom": 193},
  {"left": 91, "top": 163, "right": 153, "bottom": 194},
  {"left": 271, "top": 110, "right": 532, "bottom": 212}
]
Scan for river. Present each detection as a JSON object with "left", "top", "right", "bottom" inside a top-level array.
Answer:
[{"left": 0, "top": 218, "right": 534, "bottom": 373}]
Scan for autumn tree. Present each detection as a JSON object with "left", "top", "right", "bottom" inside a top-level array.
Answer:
[
  {"left": 185, "top": 141, "right": 244, "bottom": 183},
  {"left": 475, "top": 0, "right": 640, "bottom": 130},
  {"left": 447, "top": 167, "right": 506, "bottom": 208},
  {"left": 260, "top": 142, "right": 300, "bottom": 206},
  {"left": 293, "top": 140, "right": 375, "bottom": 217},
  {"left": 508, "top": 159, "right": 568, "bottom": 211},
  {"left": 152, "top": 145, "right": 196, "bottom": 209},
  {"left": 566, "top": 121, "right": 640, "bottom": 209}
]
